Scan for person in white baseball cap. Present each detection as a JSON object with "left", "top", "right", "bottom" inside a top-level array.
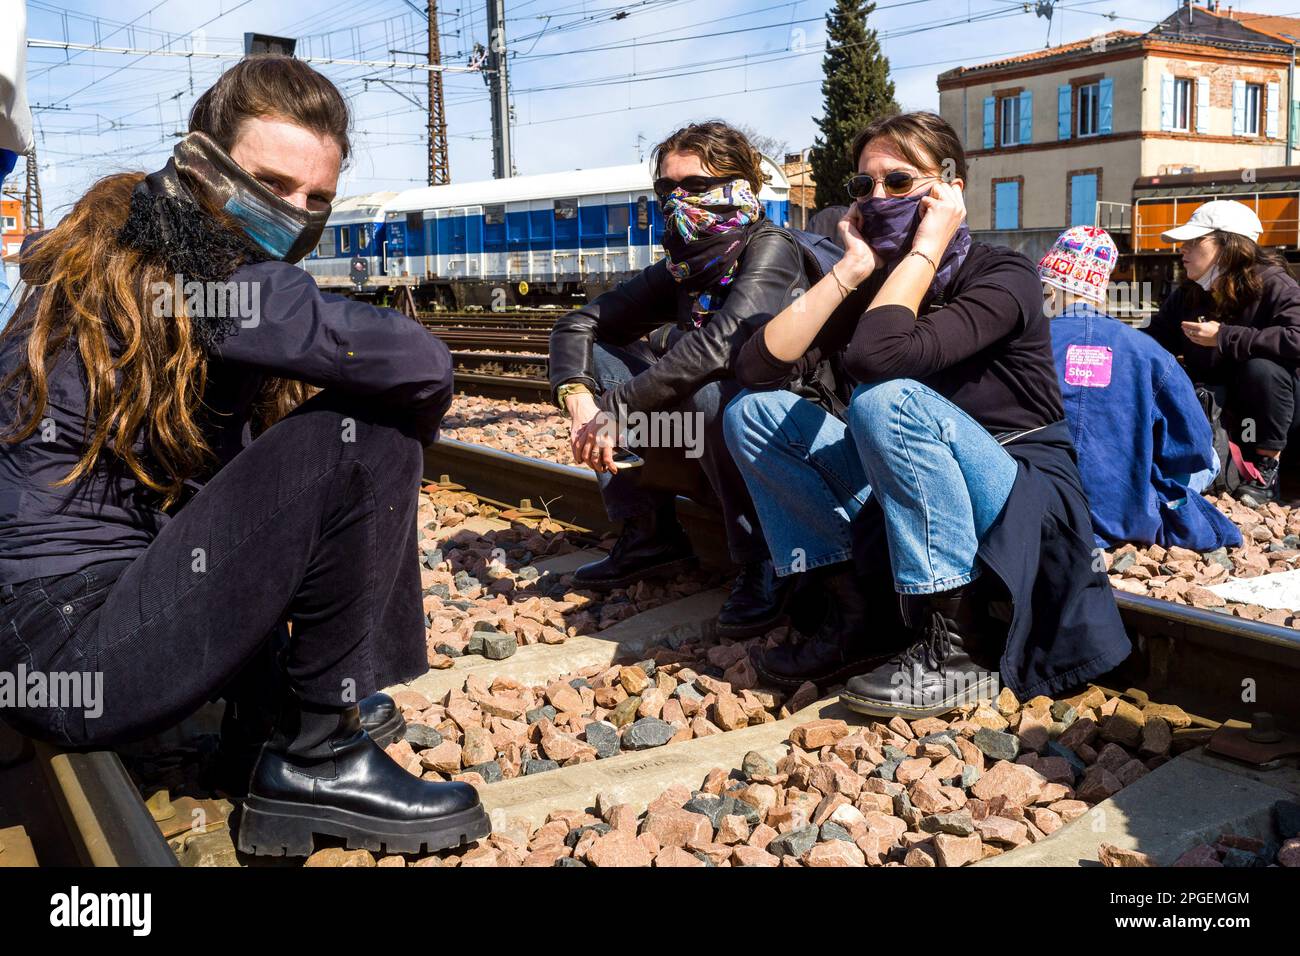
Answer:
[{"left": 1145, "top": 198, "right": 1300, "bottom": 507}]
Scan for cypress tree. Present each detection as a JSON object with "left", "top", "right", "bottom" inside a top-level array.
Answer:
[{"left": 811, "top": 0, "right": 899, "bottom": 210}]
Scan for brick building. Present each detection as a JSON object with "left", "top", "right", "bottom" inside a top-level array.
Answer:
[{"left": 937, "top": 2, "right": 1300, "bottom": 262}]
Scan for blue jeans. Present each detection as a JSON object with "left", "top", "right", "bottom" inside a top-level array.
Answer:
[{"left": 723, "top": 379, "right": 1018, "bottom": 594}]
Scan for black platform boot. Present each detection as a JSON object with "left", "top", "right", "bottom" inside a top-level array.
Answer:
[
  {"left": 716, "top": 559, "right": 795, "bottom": 639},
  {"left": 1235, "top": 454, "right": 1281, "bottom": 508},
  {"left": 840, "top": 581, "right": 1002, "bottom": 719},
  {"left": 751, "top": 564, "right": 909, "bottom": 689},
  {"left": 571, "top": 503, "right": 697, "bottom": 591},
  {"left": 238, "top": 696, "right": 490, "bottom": 857}
]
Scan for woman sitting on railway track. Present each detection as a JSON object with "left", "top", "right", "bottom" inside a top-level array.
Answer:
[
  {"left": 1041, "top": 225, "right": 1240, "bottom": 552},
  {"left": 722, "top": 110, "right": 1132, "bottom": 718},
  {"left": 1145, "top": 200, "right": 1300, "bottom": 508},
  {"left": 0, "top": 56, "right": 489, "bottom": 858},
  {"left": 549, "top": 121, "right": 813, "bottom": 640}
]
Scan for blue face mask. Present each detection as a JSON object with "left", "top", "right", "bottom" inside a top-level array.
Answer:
[
  {"left": 173, "top": 131, "right": 332, "bottom": 263},
  {"left": 855, "top": 193, "right": 973, "bottom": 300}
]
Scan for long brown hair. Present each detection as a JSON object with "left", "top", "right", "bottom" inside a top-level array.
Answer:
[
  {"left": 0, "top": 56, "right": 351, "bottom": 508},
  {"left": 1186, "top": 230, "right": 1293, "bottom": 318}
]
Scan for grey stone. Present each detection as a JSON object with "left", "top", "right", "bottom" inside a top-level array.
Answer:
[
  {"left": 553, "top": 857, "right": 586, "bottom": 867},
  {"left": 1220, "top": 847, "right": 1265, "bottom": 868},
  {"left": 1274, "top": 800, "right": 1300, "bottom": 839},
  {"left": 465, "top": 760, "right": 502, "bottom": 783},
  {"left": 472, "top": 620, "right": 501, "bottom": 634},
  {"left": 525, "top": 704, "right": 558, "bottom": 725},
  {"left": 691, "top": 851, "right": 718, "bottom": 867},
  {"left": 820, "top": 822, "right": 854, "bottom": 843},
  {"left": 683, "top": 794, "right": 741, "bottom": 829},
  {"left": 465, "top": 632, "right": 486, "bottom": 656},
  {"left": 621, "top": 717, "right": 677, "bottom": 750},
  {"left": 403, "top": 724, "right": 443, "bottom": 750},
  {"left": 480, "top": 632, "right": 517, "bottom": 660},
  {"left": 422, "top": 548, "right": 444, "bottom": 568},
  {"left": 1285, "top": 535, "right": 1300, "bottom": 549},
  {"left": 960, "top": 765, "right": 981, "bottom": 789},
  {"left": 564, "top": 823, "right": 611, "bottom": 848},
  {"left": 425, "top": 582, "right": 451, "bottom": 599},
  {"left": 731, "top": 799, "right": 761, "bottom": 826},
  {"left": 453, "top": 571, "right": 481, "bottom": 592},
  {"left": 1206, "top": 548, "right": 1235, "bottom": 572},
  {"left": 522, "top": 758, "right": 559, "bottom": 776},
  {"left": 1110, "top": 551, "right": 1137, "bottom": 573},
  {"left": 874, "top": 759, "right": 900, "bottom": 782},
  {"left": 767, "top": 826, "right": 819, "bottom": 859},
  {"left": 584, "top": 720, "right": 620, "bottom": 759},
  {"left": 517, "top": 566, "right": 540, "bottom": 581},
  {"left": 741, "top": 750, "right": 777, "bottom": 779},
  {"left": 893, "top": 791, "right": 921, "bottom": 827},
  {"left": 568, "top": 677, "right": 593, "bottom": 691},
  {"left": 919, "top": 811, "right": 976, "bottom": 837},
  {"left": 883, "top": 745, "right": 908, "bottom": 762},
  {"left": 1049, "top": 701, "right": 1078, "bottom": 726},
  {"left": 434, "top": 642, "right": 462, "bottom": 658},
  {"left": 633, "top": 659, "right": 657, "bottom": 678},
  {"left": 973, "top": 727, "right": 1020, "bottom": 761}
]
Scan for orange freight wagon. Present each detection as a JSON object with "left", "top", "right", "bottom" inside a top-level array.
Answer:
[{"left": 1132, "top": 166, "right": 1300, "bottom": 252}]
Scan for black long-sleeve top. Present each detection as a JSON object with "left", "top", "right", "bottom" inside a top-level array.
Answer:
[
  {"left": 735, "top": 241, "right": 1064, "bottom": 435},
  {"left": 0, "top": 259, "right": 453, "bottom": 585},
  {"left": 1144, "top": 263, "right": 1300, "bottom": 382}
]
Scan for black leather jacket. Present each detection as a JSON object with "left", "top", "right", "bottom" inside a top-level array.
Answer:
[{"left": 548, "top": 219, "right": 808, "bottom": 414}]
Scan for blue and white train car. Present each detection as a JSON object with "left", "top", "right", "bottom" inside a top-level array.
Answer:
[{"left": 304, "top": 158, "right": 790, "bottom": 309}]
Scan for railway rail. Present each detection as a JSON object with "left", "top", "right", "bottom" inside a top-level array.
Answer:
[{"left": 2, "top": 437, "right": 1298, "bottom": 867}]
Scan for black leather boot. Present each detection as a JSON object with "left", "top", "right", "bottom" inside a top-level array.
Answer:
[
  {"left": 751, "top": 564, "right": 909, "bottom": 689},
  {"left": 571, "top": 504, "right": 697, "bottom": 591},
  {"left": 1235, "top": 454, "right": 1281, "bottom": 508},
  {"left": 840, "top": 581, "right": 1002, "bottom": 719},
  {"left": 716, "top": 559, "right": 795, "bottom": 639},
  {"left": 238, "top": 696, "right": 490, "bottom": 857}
]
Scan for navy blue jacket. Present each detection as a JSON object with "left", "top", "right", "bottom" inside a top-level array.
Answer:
[
  {"left": 1052, "top": 301, "right": 1241, "bottom": 552},
  {"left": 0, "top": 259, "right": 452, "bottom": 585}
]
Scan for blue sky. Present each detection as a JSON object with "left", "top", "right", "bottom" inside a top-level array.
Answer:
[{"left": 20, "top": 0, "right": 1292, "bottom": 221}]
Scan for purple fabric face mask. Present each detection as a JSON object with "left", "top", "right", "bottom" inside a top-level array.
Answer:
[{"left": 856, "top": 193, "right": 972, "bottom": 302}]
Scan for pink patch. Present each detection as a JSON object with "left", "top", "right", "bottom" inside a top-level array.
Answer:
[{"left": 1064, "top": 345, "right": 1113, "bottom": 388}]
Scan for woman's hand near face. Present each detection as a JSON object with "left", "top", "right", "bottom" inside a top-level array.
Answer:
[
  {"left": 837, "top": 204, "right": 884, "bottom": 286},
  {"left": 1181, "top": 319, "right": 1221, "bottom": 347},
  {"left": 912, "top": 181, "right": 967, "bottom": 261}
]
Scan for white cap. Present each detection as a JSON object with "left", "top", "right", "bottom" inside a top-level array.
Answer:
[{"left": 1161, "top": 199, "right": 1263, "bottom": 243}]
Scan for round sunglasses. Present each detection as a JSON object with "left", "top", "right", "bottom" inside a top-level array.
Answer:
[{"left": 845, "top": 171, "right": 941, "bottom": 200}]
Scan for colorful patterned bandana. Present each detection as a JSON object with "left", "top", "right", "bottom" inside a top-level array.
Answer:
[
  {"left": 661, "top": 179, "right": 763, "bottom": 325},
  {"left": 1037, "top": 225, "right": 1117, "bottom": 305}
]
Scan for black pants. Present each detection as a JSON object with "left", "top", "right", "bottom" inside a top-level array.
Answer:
[
  {"left": 592, "top": 340, "right": 766, "bottom": 564},
  {"left": 1215, "top": 356, "right": 1300, "bottom": 453},
  {"left": 0, "top": 390, "right": 427, "bottom": 748}
]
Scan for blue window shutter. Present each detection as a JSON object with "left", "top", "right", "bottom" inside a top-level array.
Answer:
[
  {"left": 1070, "top": 173, "right": 1098, "bottom": 227},
  {"left": 1293, "top": 100, "right": 1300, "bottom": 147},
  {"left": 1099, "top": 78, "right": 1114, "bottom": 134},
  {"left": 1160, "top": 74, "right": 1174, "bottom": 131},
  {"left": 1233, "top": 80, "right": 1246, "bottom": 135},
  {"left": 1058, "top": 84, "right": 1072, "bottom": 140},
  {"left": 994, "top": 181, "right": 1020, "bottom": 230},
  {"left": 1267, "top": 81, "right": 1280, "bottom": 138},
  {"left": 983, "top": 96, "right": 996, "bottom": 148},
  {"left": 1196, "top": 77, "right": 1209, "bottom": 134},
  {"left": 1019, "top": 89, "right": 1033, "bottom": 144}
]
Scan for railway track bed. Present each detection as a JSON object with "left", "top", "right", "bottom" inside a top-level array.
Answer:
[{"left": 6, "top": 439, "right": 1294, "bottom": 869}]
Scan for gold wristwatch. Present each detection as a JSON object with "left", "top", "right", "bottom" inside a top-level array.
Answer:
[{"left": 556, "top": 382, "right": 593, "bottom": 405}]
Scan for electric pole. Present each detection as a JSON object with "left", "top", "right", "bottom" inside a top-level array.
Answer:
[
  {"left": 427, "top": 2, "right": 451, "bottom": 185},
  {"left": 23, "top": 145, "right": 43, "bottom": 233},
  {"left": 486, "top": 0, "right": 512, "bottom": 179}
]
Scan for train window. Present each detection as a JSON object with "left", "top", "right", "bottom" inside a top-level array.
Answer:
[
  {"left": 359, "top": 224, "right": 371, "bottom": 249},
  {"left": 636, "top": 195, "right": 649, "bottom": 230},
  {"left": 317, "top": 228, "right": 336, "bottom": 258},
  {"left": 554, "top": 198, "right": 578, "bottom": 221},
  {"left": 608, "top": 204, "right": 629, "bottom": 234},
  {"left": 484, "top": 205, "right": 506, "bottom": 226},
  {"left": 339, "top": 228, "right": 350, "bottom": 254},
  {"left": 406, "top": 211, "right": 423, "bottom": 234}
]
